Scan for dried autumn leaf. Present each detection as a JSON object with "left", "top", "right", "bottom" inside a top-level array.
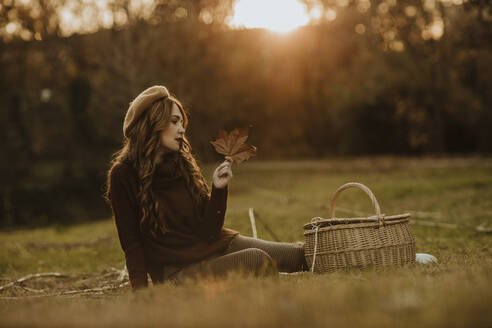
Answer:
[{"left": 210, "top": 127, "right": 257, "bottom": 164}]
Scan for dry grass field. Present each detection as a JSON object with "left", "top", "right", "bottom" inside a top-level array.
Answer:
[{"left": 1, "top": 156, "right": 491, "bottom": 327}]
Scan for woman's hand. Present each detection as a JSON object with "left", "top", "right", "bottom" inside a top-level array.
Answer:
[{"left": 212, "top": 156, "right": 233, "bottom": 189}]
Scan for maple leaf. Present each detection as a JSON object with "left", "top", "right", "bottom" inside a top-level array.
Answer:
[{"left": 210, "top": 127, "right": 257, "bottom": 164}]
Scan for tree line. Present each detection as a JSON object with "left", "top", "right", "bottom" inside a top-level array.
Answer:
[{"left": 0, "top": 0, "right": 490, "bottom": 228}]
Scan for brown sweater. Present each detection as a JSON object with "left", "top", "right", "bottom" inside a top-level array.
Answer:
[{"left": 109, "top": 153, "right": 239, "bottom": 289}]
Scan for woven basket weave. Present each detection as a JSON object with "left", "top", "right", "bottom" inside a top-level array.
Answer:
[{"left": 304, "top": 182, "right": 416, "bottom": 273}]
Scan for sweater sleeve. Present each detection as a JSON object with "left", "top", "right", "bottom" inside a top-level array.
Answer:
[
  {"left": 197, "top": 184, "right": 229, "bottom": 241},
  {"left": 109, "top": 164, "right": 148, "bottom": 290}
]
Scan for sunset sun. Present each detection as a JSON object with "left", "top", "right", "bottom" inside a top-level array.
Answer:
[{"left": 229, "top": 0, "right": 311, "bottom": 34}]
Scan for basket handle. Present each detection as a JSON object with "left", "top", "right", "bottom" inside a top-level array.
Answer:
[{"left": 330, "top": 182, "right": 381, "bottom": 218}]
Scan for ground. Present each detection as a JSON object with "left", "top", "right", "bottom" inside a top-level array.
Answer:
[{"left": 1, "top": 156, "right": 491, "bottom": 327}]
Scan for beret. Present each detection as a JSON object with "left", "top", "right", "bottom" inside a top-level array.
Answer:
[{"left": 123, "top": 85, "right": 170, "bottom": 137}]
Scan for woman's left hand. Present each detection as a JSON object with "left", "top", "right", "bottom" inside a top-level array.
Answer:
[{"left": 212, "top": 156, "right": 233, "bottom": 189}]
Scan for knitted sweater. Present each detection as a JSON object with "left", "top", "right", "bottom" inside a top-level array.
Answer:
[{"left": 109, "top": 153, "right": 239, "bottom": 289}]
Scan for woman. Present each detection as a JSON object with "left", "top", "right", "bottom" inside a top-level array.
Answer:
[{"left": 105, "top": 85, "right": 308, "bottom": 290}]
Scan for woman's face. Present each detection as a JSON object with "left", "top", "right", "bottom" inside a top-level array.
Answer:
[{"left": 160, "top": 102, "right": 185, "bottom": 152}]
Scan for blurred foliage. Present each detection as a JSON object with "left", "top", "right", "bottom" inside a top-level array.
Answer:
[{"left": 0, "top": 0, "right": 490, "bottom": 228}]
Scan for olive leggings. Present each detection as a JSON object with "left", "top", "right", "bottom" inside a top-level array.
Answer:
[{"left": 169, "top": 234, "right": 308, "bottom": 283}]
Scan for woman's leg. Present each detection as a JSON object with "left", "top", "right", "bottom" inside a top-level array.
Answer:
[
  {"left": 224, "top": 234, "right": 308, "bottom": 273},
  {"left": 171, "top": 248, "right": 278, "bottom": 283}
]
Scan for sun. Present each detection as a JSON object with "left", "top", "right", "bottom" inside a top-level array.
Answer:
[{"left": 229, "top": 0, "right": 311, "bottom": 34}]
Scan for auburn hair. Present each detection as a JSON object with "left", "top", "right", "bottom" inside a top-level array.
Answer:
[{"left": 103, "top": 96, "right": 210, "bottom": 234}]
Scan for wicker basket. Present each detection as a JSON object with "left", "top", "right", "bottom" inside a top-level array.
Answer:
[{"left": 304, "top": 182, "right": 416, "bottom": 273}]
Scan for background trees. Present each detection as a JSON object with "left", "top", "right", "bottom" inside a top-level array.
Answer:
[{"left": 0, "top": 0, "right": 490, "bottom": 228}]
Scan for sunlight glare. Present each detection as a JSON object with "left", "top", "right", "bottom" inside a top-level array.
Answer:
[{"left": 229, "top": 0, "right": 310, "bottom": 34}]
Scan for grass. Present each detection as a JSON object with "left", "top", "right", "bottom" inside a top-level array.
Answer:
[{"left": 1, "top": 156, "right": 491, "bottom": 327}]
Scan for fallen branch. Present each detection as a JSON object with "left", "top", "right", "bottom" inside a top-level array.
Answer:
[
  {"left": 0, "top": 272, "right": 68, "bottom": 292},
  {"left": 118, "top": 266, "right": 129, "bottom": 282},
  {"left": 108, "top": 266, "right": 128, "bottom": 282},
  {"left": 248, "top": 208, "right": 280, "bottom": 241},
  {"left": 248, "top": 208, "right": 258, "bottom": 239},
  {"left": 51, "top": 282, "right": 130, "bottom": 296},
  {"left": 0, "top": 281, "right": 130, "bottom": 299},
  {"left": 18, "top": 286, "right": 48, "bottom": 293}
]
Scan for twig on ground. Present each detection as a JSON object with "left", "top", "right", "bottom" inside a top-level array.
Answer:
[
  {"left": 51, "top": 282, "right": 128, "bottom": 296},
  {"left": 109, "top": 266, "right": 129, "bottom": 282},
  {"left": 0, "top": 272, "right": 68, "bottom": 292},
  {"left": 248, "top": 208, "right": 258, "bottom": 239},
  {"left": 118, "top": 266, "right": 129, "bottom": 282},
  {"left": 248, "top": 208, "right": 280, "bottom": 241},
  {"left": 0, "top": 281, "right": 130, "bottom": 299},
  {"left": 19, "top": 286, "right": 48, "bottom": 293}
]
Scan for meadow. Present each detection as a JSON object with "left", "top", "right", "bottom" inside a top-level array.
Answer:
[{"left": 1, "top": 156, "right": 491, "bottom": 327}]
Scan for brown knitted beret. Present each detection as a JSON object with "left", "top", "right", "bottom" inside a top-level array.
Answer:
[{"left": 123, "top": 85, "right": 170, "bottom": 137}]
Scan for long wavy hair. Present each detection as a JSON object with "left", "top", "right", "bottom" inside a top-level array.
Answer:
[{"left": 104, "top": 95, "right": 210, "bottom": 234}]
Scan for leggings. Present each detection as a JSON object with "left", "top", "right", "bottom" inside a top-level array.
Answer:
[{"left": 168, "top": 234, "right": 308, "bottom": 283}]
